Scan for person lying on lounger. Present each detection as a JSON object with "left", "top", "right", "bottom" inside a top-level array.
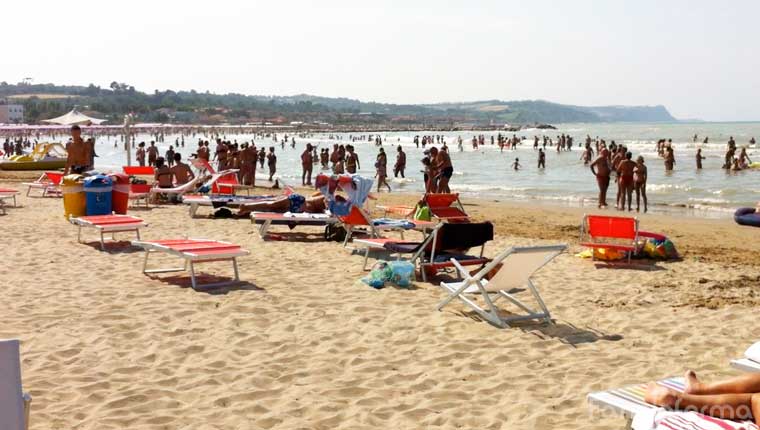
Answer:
[
  {"left": 237, "top": 193, "right": 339, "bottom": 217},
  {"left": 645, "top": 370, "right": 760, "bottom": 423}
]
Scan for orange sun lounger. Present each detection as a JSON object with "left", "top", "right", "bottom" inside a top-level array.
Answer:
[
  {"left": 21, "top": 171, "right": 64, "bottom": 197},
  {"left": 69, "top": 215, "right": 148, "bottom": 250},
  {"left": 131, "top": 239, "right": 250, "bottom": 290}
]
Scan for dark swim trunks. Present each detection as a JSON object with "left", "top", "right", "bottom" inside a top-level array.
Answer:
[
  {"left": 288, "top": 194, "right": 306, "bottom": 213},
  {"left": 441, "top": 166, "right": 453, "bottom": 178}
]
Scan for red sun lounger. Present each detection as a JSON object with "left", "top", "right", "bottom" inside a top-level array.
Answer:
[
  {"left": 131, "top": 239, "right": 250, "bottom": 290},
  {"left": 250, "top": 212, "right": 338, "bottom": 238},
  {"left": 69, "top": 215, "right": 148, "bottom": 250}
]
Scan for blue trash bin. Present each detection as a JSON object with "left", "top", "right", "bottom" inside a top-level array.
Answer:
[{"left": 84, "top": 175, "right": 113, "bottom": 216}]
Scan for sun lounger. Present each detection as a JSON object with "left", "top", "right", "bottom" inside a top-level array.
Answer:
[
  {"left": 70, "top": 215, "right": 148, "bottom": 250},
  {"left": 0, "top": 339, "right": 32, "bottom": 430},
  {"left": 0, "top": 188, "right": 19, "bottom": 207},
  {"left": 339, "top": 205, "right": 436, "bottom": 246},
  {"left": 730, "top": 342, "right": 760, "bottom": 373},
  {"left": 129, "top": 183, "right": 152, "bottom": 207},
  {"left": 184, "top": 194, "right": 275, "bottom": 217},
  {"left": 587, "top": 377, "right": 759, "bottom": 430},
  {"left": 131, "top": 239, "right": 249, "bottom": 290},
  {"left": 149, "top": 174, "right": 207, "bottom": 201},
  {"left": 250, "top": 212, "right": 338, "bottom": 238},
  {"left": 21, "top": 171, "right": 63, "bottom": 197},
  {"left": 580, "top": 214, "right": 639, "bottom": 264},
  {"left": 123, "top": 166, "right": 156, "bottom": 176},
  {"left": 437, "top": 244, "right": 566, "bottom": 327}
]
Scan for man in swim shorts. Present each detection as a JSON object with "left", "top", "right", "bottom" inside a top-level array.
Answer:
[{"left": 590, "top": 149, "right": 611, "bottom": 208}]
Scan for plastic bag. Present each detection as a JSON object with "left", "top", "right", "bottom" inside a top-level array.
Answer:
[
  {"left": 414, "top": 204, "right": 432, "bottom": 221},
  {"left": 361, "top": 260, "right": 414, "bottom": 289},
  {"left": 388, "top": 261, "right": 415, "bottom": 287}
]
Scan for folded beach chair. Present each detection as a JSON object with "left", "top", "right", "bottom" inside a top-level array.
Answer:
[
  {"left": 0, "top": 339, "right": 32, "bottom": 430},
  {"left": 21, "top": 171, "right": 63, "bottom": 197},
  {"left": 580, "top": 214, "right": 640, "bottom": 264},
  {"left": 437, "top": 244, "right": 565, "bottom": 327},
  {"left": 587, "top": 377, "right": 759, "bottom": 430},
  {"left": 131, "top": 239, "right": 250, "bottom": 290},
  {"left": 424, "top": 193, "right": 469, "bottom": 221},
  {"left": 69, "top": 215, "right": 148, "bottom": 250},
  {"left": 730, "top": 341, "right": 760, "bottom": 373},
  {"left": 149, "top": 174, "right": 206, "bottom": 201}
]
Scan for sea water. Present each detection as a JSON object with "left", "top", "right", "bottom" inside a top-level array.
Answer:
[{"left": 84, "top": 122, "right": 760, "bottom": 218}]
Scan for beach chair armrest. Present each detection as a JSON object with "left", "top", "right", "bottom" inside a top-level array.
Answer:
[{"left": 449, "top": 258, "right": 471, "bottom": 279}]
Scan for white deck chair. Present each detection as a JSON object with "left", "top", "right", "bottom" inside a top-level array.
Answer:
[
  {"left": 731, "top": 341, "right": 760, "bottom": 373},
  {"left": 437, "top": 244, "right": 566, "bottom": 328},
  {"left": 0, "top": 339, "right": 31, "bottom": 430}
]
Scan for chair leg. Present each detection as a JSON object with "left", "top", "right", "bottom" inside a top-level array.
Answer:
[{"left": 189, "top": 261, "right": 198, "bottom": 290}]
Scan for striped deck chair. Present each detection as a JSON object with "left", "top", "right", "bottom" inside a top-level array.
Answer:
[
  {"left": 587, "top": 377, "right": 759, "bottom": 430},
  {"left": 731, "top": 342, "right": 760, "bottom": 373}
]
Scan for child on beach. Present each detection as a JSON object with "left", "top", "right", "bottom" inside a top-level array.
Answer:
[
  {"left": 512, "top": 158, "right": 521, "bottom": 171},
  {"left": 634, "top": 156, "right": 648, "bottom": 213}
]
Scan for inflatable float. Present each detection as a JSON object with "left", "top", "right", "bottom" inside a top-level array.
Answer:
[{"left": 734, "top": 207, "right": 760, "bottom": 227}]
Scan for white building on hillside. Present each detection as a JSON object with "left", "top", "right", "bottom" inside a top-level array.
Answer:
[{"left": 0, "top": 104, "right": 24, "bottom": 124}]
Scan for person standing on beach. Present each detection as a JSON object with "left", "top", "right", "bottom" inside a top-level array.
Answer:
[
  {"left": 301, "top": 143, "right": 313, "bottom": 186},
  {"left": 696, "top": 148, "right": 705, "bottom": 169},
  {"left": 617, "top": 152, "right": 636, "bottom": 211},
  {"left": 394, "top": 145, "right": 406, "bottom": 178},
  {"left": 136, "top": 142, "right": 146, "bottom": 167},
  {"left": 375, "top": 148, "right": 391, "bottom": 192},
  {"left": 590, "top": 149, "right": 611, "bottom": 208},
  {"left": 267, "top": 147, "right": 277, "bottom": 182},
  {"left": 346, "top": 145, "right": 360, "bottom": 174},
  {"left": 434, "top": 146, "right": 453, "bottom": 193},
  {"left": 634, "top": 156, "right": 648, "bottom": 213},
  {"left": 63, "top": 125, "right": 93, "bottom": 175},
  {"left": 537, "top": 149, "right": 545, "bottom": 169},
  {"left": 147, "top": 141, "right": 159, "bottom": 167},
  {"left": 664, "top": 146, "right": 675, "bottom": 171}
]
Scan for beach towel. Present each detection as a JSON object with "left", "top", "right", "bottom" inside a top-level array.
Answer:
[
  {"left": 633, "top": 409, "right": 758, "bottom": 430},
  {"left": 371, "top": 218, "right": 415, "bottom": 229}
]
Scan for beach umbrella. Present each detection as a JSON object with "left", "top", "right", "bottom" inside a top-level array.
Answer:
[{"left": 42, "top": 108, "right": 106, "bottom": 126}]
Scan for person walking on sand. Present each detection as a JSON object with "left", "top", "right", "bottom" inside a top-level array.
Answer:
[
  {"left": 394, "top": 145, "right": 406, "bottom": 178},
  {"left": 375, "top": 148, "right": 391, "bottom": 192},
  {"left": 590, "top": 149, "right": 611, "bottom": 208},
  {"left": 634, "top": 156, "right": 648, "bottom": 213},
  {"left": 617, "top": 152, "right": 636, "bottom": 211},
  {"left": 267, "top": 146, "right": 277, "bottom": 182}
]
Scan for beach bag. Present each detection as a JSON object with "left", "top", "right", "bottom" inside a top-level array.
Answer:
[
  {"left": 324, "top": 224, "right": 347, "bottom": 242},
  {"left": 361, "top": 261, "right": 393, "bottom": 289},
  {"left": 413, "top": 204, "right": 431, "bottom": 221}
]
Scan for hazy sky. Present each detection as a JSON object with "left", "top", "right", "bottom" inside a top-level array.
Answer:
[{"left": 3, "top": 0, "right": 759, "bottom": 121}]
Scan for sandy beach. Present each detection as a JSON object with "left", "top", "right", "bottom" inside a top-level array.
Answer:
[{"left": 2, "top": 177, "right": 760, "bottom": 430}]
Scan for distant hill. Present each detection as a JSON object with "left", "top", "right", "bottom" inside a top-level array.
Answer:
[{"left": 0, "top": 81, "right": 676, "bottom": 125}]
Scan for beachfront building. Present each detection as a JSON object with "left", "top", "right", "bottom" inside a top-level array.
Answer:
[{"left": 0, "top": 104, "right": 24, "bottom": 124}]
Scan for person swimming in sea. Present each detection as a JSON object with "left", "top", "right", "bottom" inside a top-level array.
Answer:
[{"left": 511, "top": 158, "right": 521, "bottom": 171}]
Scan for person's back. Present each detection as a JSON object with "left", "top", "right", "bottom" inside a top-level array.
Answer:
[
  {"left": 154, "top": 158, "right": 173, "bottom": 188},
  {"left": 171, "top": 154, "right": 194, "bottom": 185}
]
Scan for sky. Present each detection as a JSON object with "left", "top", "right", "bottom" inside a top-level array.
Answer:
[{"left": 2, "top": 0, "right": 759, "bottom": 121}]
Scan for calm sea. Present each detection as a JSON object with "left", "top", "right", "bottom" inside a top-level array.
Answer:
[{"left": 80, "top": 122, "right": 760, "bottom": 218}]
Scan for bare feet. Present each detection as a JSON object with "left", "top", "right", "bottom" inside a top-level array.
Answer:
[
  {"left": 684, "top": 370, "right": 702, "bottom": 394},
  {"left": 645, "top": 383, "right": 678, "bottom": 408}
]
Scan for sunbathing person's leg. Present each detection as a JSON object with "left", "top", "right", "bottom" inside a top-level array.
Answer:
[
  {"left": 237, "top": 197, "right": 290, "bottom": 216},
  {"left": 685, "top": 370, "right": 760, "bottom": 395},
  {"left": 646, "top": 383, "right": 760, "bottom": 422}
]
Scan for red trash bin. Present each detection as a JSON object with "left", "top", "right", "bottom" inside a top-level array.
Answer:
[{"left": 109, "top": 172, "right": 130, "bottom": 214}]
